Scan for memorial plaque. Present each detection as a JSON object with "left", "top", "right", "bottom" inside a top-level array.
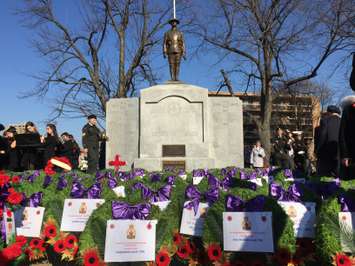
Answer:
[
  {"left": 162, "top": 160, "right": 185, "bottom": 171},
  {"left": 162, "top": 145, "right": 186, "bottom": 157}
]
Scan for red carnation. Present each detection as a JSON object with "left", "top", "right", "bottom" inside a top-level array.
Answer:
[
  {"left": 15, "top": 235, "right": 27, "bottom": 247},
  {"left": 64, "top": 234, "right": 77, "bottom": 249},
  {"left": 334, "top": 253, "right": 352, "bottom": 266},
  {"left": 1, "top": 243, "right": 22, "bottom": 261},
  {"left": 0, "top": 175, "right": 10, "bottom": 187},
  {"left": 156, "top": 250, "right": 171, "bottom": 266},
  {"left": 83, "top": 249, "right": 100, "bottom": 266},
  {"left": 0, "top": 209, "right": 3, "bottom": 219},
  {"left": 44, "top": 224, "right": 57, "bottom": 238},
  {"left": 176, "top": 244, "right": 191, "bottom": 260},
  {"left": 11, "top": 176, "right": 20, "bottom": 184},
  {"left": 207, "top": 243, "right": 222, "bottom": 262},
  {"left": 53, "top": 239, "right": 65, "bottom": 253},
  {"left": 6, "top": 210, "right": 12, "bottom": 217},
  {"left": 7, "top": 191, "right": 23, "bottom": 205}
]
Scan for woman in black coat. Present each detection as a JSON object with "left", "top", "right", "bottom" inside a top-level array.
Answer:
[
  {"left": 41, "top": 123, "right": 60, "bottom": 165},
  {"left": 20, "top": 121, "right": 41, "bottom": 170}
]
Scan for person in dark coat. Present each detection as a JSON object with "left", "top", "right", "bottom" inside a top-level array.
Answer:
[
  {"left": 316, "top": 105, "right": 341, "bottom": 177},
  {"left": 271, "top": 128, "right": 290, "bottom": 169},
  {"left": 339, "top": 96, "right": 355, "bottom": 179},
  {"left": 59, "top": 132, "right": 80, "bottom": 169},
  {"left": 82, "top": 115, "right": 106, "bottom": 174},
  {"left": 41, "top": 123, "right": 60, "bottom": 165},
  {"left": 350, "top": 53, "right": 355, "bottom": 91},
  {"left": 20, "top": 121, "right": 41, "bottom": 170},
  {"left": 293, "top": 132, "right": 310, "bottom": 176},
  {"left": 4, "top": 127, "right": 19, "bottom": 171}
]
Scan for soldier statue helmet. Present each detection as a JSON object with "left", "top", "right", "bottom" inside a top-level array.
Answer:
[{"left": 163, "top": 18, "right": 186, "bottom": 81}]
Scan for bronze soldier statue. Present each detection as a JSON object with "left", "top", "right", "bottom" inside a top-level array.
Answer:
[{"left": 163, "top": 19, "right": 186, "bottom": 81}]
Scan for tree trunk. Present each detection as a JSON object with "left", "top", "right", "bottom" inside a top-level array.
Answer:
[
  {"left": 118, "top": 32, "right": 126, "bottom": 98},
  {"left": 259, "top": 82, "right": 272, "bottom": 164}
]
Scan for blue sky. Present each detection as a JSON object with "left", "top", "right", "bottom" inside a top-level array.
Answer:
[{"left": 0, "top": 0, "right": 353, "bottom": 144}]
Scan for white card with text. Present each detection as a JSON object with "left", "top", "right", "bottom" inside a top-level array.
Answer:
[
  {"left": 193, "top": 176, "right": 204, "bottom": 185},
  {"left": 180, "top": 202, "right": 209, "bottom": 237},
  {"left": 223, "top": 212, "right": 274, "bottom": 252},
  {"left": 104, "top": 219, "right": 157, "bottom": 262},
  {"left": 60, "top": 199, "right": 105, "bottom": 232},
  {"left": 16, "top": 207, "right": 45, "bottom": 238},
  {"left": 113, "top": 186, "right": 126, "bottom": 198},
  {"left": 278, "top": 202, "right": 316, "bottom": 238},
  {"left": 338, "top": 212, "right": 355, "bottom": 252}
]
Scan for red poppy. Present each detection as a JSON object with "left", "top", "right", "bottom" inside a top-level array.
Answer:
[
  {"left": 176, "top": 244, "right": 191, "bottom": 260},
  {"left": 0, "top": 209, "right": 3, "bottom": 219},
  {"left": 64, "top": 234, "right": 78, "bottom": 249},
  {"left": 207, "top": 243, "right": 222, "bottom": 262},
  {"left": 156, "top": 250, "right": 171, "bottom": 266},
  {"left": 83, "top": 249, "right": 100, "bottom": 266},
  {"left": 273, "top": 248, "right": 291, "bottom": 265},
  {"left": 53, "top": 239, "right": 65, "bottom": 253},
  {"left": 0, "top": 175, "right": 10, "bottom": 187},
  {"left": 334, "top": 253, "right": 352, "bottom": 266},
  {"left": 7, "top": 191, "right": 23, "bottom": 205},
  {"left": 29, "top": 238, "right": 44, "bottom": 249},
  {"left": 11, "top": 176, "right": 20, "bottom": 184},
  {"left": 173, "top": 232, "right": 182, "bottom": 246},
  {"left": 15, "top": 235, "right": 27, "bottom": 246},
  {"left": 44, "top": 224, "right": 57, "bottom": 238}
]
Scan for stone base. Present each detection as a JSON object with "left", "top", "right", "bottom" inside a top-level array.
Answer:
[{"left": 134, "top": 157, "right": 215, "bottom": 172}]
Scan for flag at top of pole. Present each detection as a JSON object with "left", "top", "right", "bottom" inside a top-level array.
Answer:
[{"left": 173, "top": 0, "right": 176, "bottom": 19}]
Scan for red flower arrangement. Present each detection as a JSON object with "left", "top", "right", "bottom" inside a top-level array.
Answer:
[
  {"left": 333, "top": 253, "right": 353, "bottom": 266},
  {"left": 0, "top": 242, "right": 22, "bottom": 261},
  {"left": 206, "top": 243, "right": 222, "bottom": 262},
  {"left": 15, "top": 235, "right": 27, "bottom": 247},
  {"left": 7, "top": 190, "right": 23, "bottom": 205},
  {"left": 83, "top": 248, "right": 101, "bottom": 266},
  {"left": 0, "top": 174, "right": 10, "bottom": 187},
  {"left": 156, "top": 250, "right": 171, "bottom": 266},
  {"left": 29, "top": 238, "right": 44, "bottom": 250}
]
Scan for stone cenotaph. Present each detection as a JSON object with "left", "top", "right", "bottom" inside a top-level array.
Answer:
[{"left": 106, "top": 15, "right": 243, "bottom": 171}]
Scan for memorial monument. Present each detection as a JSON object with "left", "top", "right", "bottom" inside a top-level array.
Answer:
[{"left": 106, "top": 1, "right": 244, "bottom": 171}]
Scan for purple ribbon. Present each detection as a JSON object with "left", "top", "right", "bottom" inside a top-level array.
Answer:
[
  {"left": 150, "top": 173, "right": 161, "bottom": 183},
  {"left": 192, "top": 169, "right": 207, "bottom": 177},
  {"left": 184, "top": 185, "right": 219, "bottom": 214},
  {"left": 56, "top": 176, "right": 68, "bottom": 190},
  {"left": 226, "top": 195, "right": 266, "bottom": 211},
  {"left": 284, "top": 169, "right": 293, "bottom": 179},
  {"left": 166, "top": 175, "right": 175, "bottom": 185},
  {"left": 133, "top": 182, "right": 172, "bottom": 202},
  {"left": 87, "top": 183, "right": 102, "bottom": 199},
  {"left": 112, "top": 201, "right": 151, "bottom": 220},
  {"left": 42, "top": 175, "right": 52, "bottom": 188},
  {"left": 339, "top": 195, "right": 355, "bottom": 212},
  {"left": 27, "top": 170, "right": 40, "bottom": 183},
  {"left": 29, "top": 192, "right": 43, "bottom": 207},
  {"left": 70, "top": 181, "right": 86, "bottom": 198},
  {"left": 270, "top": 183, "right": 302, "bottom": 202},
  {"left": 207, "top": 174, "right": 220, "bottom": 188}
]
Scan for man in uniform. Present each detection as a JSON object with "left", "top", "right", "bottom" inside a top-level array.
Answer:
[
  {"left": 163, "top": 19, "right": 186, "bottom": 81},
  {"left": 82, "top": 115, "right": 106, "bottom": 173}
]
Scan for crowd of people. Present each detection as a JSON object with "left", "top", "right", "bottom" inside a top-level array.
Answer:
[{"left": 0, "top": 115, "right": 107, "bottom": 174}]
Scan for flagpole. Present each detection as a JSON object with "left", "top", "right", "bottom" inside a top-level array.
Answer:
[{"left": 173, "top": 0, "right": 176, "bottom": 19}]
